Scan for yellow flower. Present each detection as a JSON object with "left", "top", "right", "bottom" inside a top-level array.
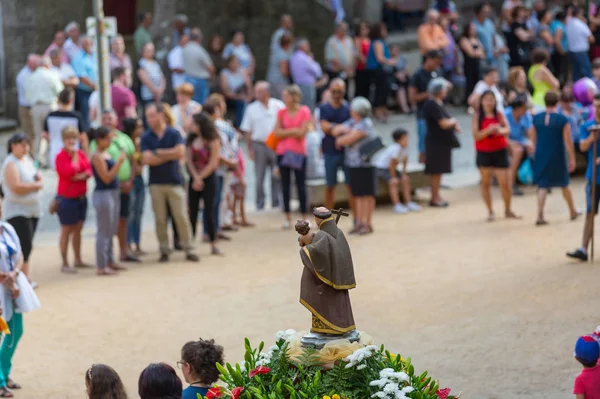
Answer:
[
  {"left": 323, "top": 396, "right": 332, "bottom": 399},
  {"left": 332, "top": 395, "right": 341, "bottom": 399}
]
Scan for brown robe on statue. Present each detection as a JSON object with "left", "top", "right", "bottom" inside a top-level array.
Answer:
[{"left": 299, "top": 217, "right": 356, "bottom": 335}]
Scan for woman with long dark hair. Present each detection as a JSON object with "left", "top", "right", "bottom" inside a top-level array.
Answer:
[
  {"left": 472, "top": 90, "right": 518, "bottom": 221},
  {"left": 459, "top": 22, "right": 485, "bottom": 101},
  {"left": 139, "top": 363, "right": 182, "bottom": 399},
  {"left": 85, "top": 364, "right": 128, "bottom": 399},
  {"left": 186, "top": 112, "right": 223, "bottom": 255}
]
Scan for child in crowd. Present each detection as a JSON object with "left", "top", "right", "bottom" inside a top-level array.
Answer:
[
  {"left": 230, "top": 139, "right": 253, "bottom": 227},
  {"left": 573, "top": 335, "right": 600, "bottom": 398},
  {"left": 387, "top": 45, "right": 412, "bottom": 114},
  {"left": 180, "top": 338, "right": 225, "bottom": 399},
  {"left": 372, "top": 129, "right": 421, "bottom": 214},
  {"left": 85, "top": 364, "right": 128, "bottom": 399}
]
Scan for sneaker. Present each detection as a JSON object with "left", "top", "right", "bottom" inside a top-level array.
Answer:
[
  {"left": 567, "top": 249, "right": 588, "bottom": 262},
  {"left": 406, "top": 202, "right": 422, "bottom": 212},
  {"left": 393, "top": 203, "right": 409, "bottom": 214}
]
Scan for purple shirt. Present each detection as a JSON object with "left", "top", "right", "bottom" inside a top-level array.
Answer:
[{"left": 289, "top": 50, "right": 323, "bottom": 86}]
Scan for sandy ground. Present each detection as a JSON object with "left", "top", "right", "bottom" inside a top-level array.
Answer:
[{"left": 10, "top": 178, "right": 600, "bottom": 399}]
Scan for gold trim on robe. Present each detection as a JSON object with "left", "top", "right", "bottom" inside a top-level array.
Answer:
[
  {"left": 300, "top": 298, "right": 357, "bottom": 334},
  {"left": 302, "top": 247, "right": 357, "bottom": 290}
]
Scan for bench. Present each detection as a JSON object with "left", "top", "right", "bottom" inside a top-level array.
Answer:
[{"left": 306, "top": 163, "right": 428, "bottom": 208}]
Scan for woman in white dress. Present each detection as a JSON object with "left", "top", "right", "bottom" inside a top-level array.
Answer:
[{"left": 0, "top": 198, "right": 40, "bottom": 397}]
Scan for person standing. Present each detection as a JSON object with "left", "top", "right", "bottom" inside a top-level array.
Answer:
[
  {"left": 137, "top": 43, "right": 166, "bottom": 112},
  {"left": 472, "top": 90, "right": 518, "bottom": 221},
  {"left": 186, "top": 112, "right": 223, "bottom": 255},
  {"left": 182, "top": 28, "right": 214, "bottom": 105},
  {"left": 109, "top": 35, "right": 133, "bottom": 82},
  {"left": 240, "top": 81, "right": 284, "bottom": 211},
  {"left": 354, "top": 21, "right": 371, "bottom": 99},
  {"left": 111, "top": 67, "right": 137, "bottom": 130},
  {"left": 122, "top": 118, "right": 146, "bottom": 256},
  {"left": 1, "top": 133, "right": 43, "bottom": 285},
  {"left": 55, "top": 126, "right": 92, "bottom": 273},
  {"left": 90, "top": 110, "right": 138, "bottom": 263},
  {"left": 473, "top": 2, "right": 496, "bottom": 69},
  {"left": 168, "top": 34, "right": 189, "bottom": 91},
  {"left": 219, "top": 56, "right": 253, "bottom": 128},
  {"left": 134, "top": 12, "right": 153, "bottom": 56},
  {"left": 141, "top": 103, "right": 198, "bottom": 263},
  {"left": 528, "top": 48, "right": 559, "bottom": 111},
  {"left": 319, "top": 79, "right": 351, "bottom": 211},
  {"left": 171, "top": 83, "right": 202, "bottom": 135},
  {"left": 290, "top": 39, "right": 326, "bottom": 111},
  {"left": 44, "top": 30, "right": 69, "bottom": 64},
  {"left": 43, "top": 88, "right": 88, "bottom": 169},
  {"left": 468, "top": 66, "right": 505, "bottom": 113},
  {"left": 71, "top": 36, "right": 98, "bottom": 131},
  {"left": 566, "top": 7, "right": 594, "bottom": 81},
  {"left": 408, "top": 50, "right": 443, "bottom": 163},
  {"left": 366, "top": 22, "right": 395, "bottom": 122},
  {"left": 63, "top": 22, "right": 81, "bottom": 61},
  {"left": 324, "top": 22, "right": 355, "bottom": 85},
  {"left": 90, "top": 127, "right": 126, "bottom": 276},
  {"left": 273, "top": 85, "right": 312, "bottom": 229},
  {"left": 459, "top": 22, "right": 485, "bottom": 101},
  {"left": 266, "top": 32, "right": 294, "bottom": 100},
  {"left": 417, "top": 10, "right": 449, "bottom": 57},
  {"left": 270, "top": 15, "right": 294, "bottom": 55},
  {"left": 532, "top": 91, "right": 578, "bottom": 226},
  {"left": 16, "top": 54, "right": 38, "bottom": 150},
  {"left": 49, "top": 49, "right": 79, "bottom": 90},
  {"left": 551, "top": 11, "right": 569, "bottom": 83},
  {"left": 223, "top": 30, "right": 256, "bottom": 76},
  {"left": 568, "top": 95, "right": 600, "bottom": 261}
]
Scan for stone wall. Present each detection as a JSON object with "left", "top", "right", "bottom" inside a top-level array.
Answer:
[{"left": 1, "top": 0, "right": 335, "bottom": 120}]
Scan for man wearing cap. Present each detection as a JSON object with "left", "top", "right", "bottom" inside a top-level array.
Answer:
[
  {"left": 298, "top": 207, "right": 356, "bottom": 335},
  {"left": 573, "top": 335, "right": 600, "bottom": 397},
  {"left": 409, "top": 50, "right": 442, "bottom": 163}
]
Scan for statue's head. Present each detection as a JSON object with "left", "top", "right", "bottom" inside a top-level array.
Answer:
[{"left": 313, "top": 207, "right": 332, "bottom": 226}]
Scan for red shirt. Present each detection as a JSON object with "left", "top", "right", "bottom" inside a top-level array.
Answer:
[
  {"left": 475, "top": 115, "right": 508, "bottom": 152},
  {"left": 55, "top": 149, "right": 92, "bottom": 198},
  {"left": 356, "top": 39, "right": 370, "bottom": 70},
  {"left": 111, "top": 84, "right": 136, "bottom": 130},
  {"left": 574, "top": 365, "right": 600, "bottom": 399}
]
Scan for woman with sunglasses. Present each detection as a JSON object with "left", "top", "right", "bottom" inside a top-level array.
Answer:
[{"left": 0, "top": 133, "right": 43, "bottom": 288}]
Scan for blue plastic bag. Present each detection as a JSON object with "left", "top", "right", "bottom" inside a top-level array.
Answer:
[{"left": 518, "top": 158, "right": 533, "bottom": 185}]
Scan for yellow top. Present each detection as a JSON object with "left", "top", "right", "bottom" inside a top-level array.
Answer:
[{"left": 528, "top": 64, "right": 552, "bottom": 107}]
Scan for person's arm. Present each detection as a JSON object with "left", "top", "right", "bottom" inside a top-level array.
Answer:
[
  {"left": 219, "top": 73, "right": 237, "bottom": 99},
  {"left": 137, "top": 67, "right": 158, "bottom": 93},
  {"left": 408, "top": 85, "right": 429, "bottom": 105},
  {"left": 540, "top": 28, "right": 554, "bottom": 46},
  {"left": 563, "top": 123, "right": 576, "bottom": 172},
  {"left": 273, "top": 113, "right": 308, "bottom": 138},
  {"left": 555, "top": 27, "right": 566, "bottom": 54},
  {"left": 514, "top": 26, "right": 532, "bottom": 42},
  {"left": 156, "top": 143, "right": 185, "bottom": 161},
  {"left": 496, "top": 113, "right": 510, "bottom": 136},
  {"left": 472, "top": 113, "right": 494, "bottom": 140},
  {"left": 530, "top": 125, "right": 537, "bottom": 147},
  {"left": 336, "top": 127, "right": 367, "bottom": 146},
  {"left": 63, "top": 75, "right": 80, "bottom": 87},
  {"left": 79, "top": 76, "right": 96, "bottom": 90},
  {"left": 142, "top": 150, "right": 164, "bottom": 166},
  {"left": 158, "top": 73, "right": 167, "bottom": 96},
  {"left": 354, "top": 38, "right": 366, "bottom": 64},
  {"left": 435, "top": 26, "right": 450, "bottom": 49},
  {"left": 439, "top": 116, "right": 459, "bottom": 130},
  {"left": 92, "top": 152, "right": 126, "bottom": 185},
  {"left": 243, "top": 69, "right": 253, "bottom": 102},
  {"left": 55, "top": 153, "right": 78, "bottom": 180},
  {"left": 576, "top": 395, "right": 585, "bottom": 399},
  {"left": 537, "top": 67, "right": 560, "bottom": 90},
  {"left": 459, "top": 37, "right": 482, "bottom": 58},
  {"left": 279, "top": 59, "right": 290, "bottom": 77},
  {"left": 185, "top": 144, "right": 201, "bottom": 181},
  {"left": 199, "top": 139, "right": 221, "bottom": 179},
  {"left": 468, "top": 91, "right": 482, "bottom": 109},
  {"left": 373, "top": 41, "right": 392, "bottom": 66},
  {"left": 3, "top": 162, "right": 42, "bottom": 195}
]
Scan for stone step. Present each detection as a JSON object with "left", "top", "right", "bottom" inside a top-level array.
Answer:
[{"left": 0, "top": 117, "right": 17, "bottom": 132}]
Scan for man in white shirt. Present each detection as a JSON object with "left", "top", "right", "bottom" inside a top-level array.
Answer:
[
  {"left": 168, "top": 34, "right": 188, "bottom": 91},
  {"left": 240, "top": 81, "right": 285, "bottom": 210},
  {"left": 63, "top": 22, "right": 82, "bottom": 62},
  {"left": 372, "top": 129, "right": 421, "bottom": 214},
  {"left": 566, "top": 7, "right": 595, "bottom": 81},
  {"left": 467, "top": 66, "right": 505, "bottom": 113},
  {"left": 25, "top": 56, "right": 64, "bottom": 162},
  {"left": 16, "top": 54, "right": 38, "bottom": 150},
  {"left": 49, "top": 49, "right": 79, "bottom": 89}
]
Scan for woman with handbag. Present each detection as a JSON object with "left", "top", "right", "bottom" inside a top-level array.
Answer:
[
  {"left": 0, "top": 133, "right": 42, "bottom": 288},
  {"left": 0, "top": 198, "right": 41, "bottom": 397},
  {"left": 333, "top": 97, "right": 377, "bottom": 235},
  {"left": 472, "top": 90, "right": 520, "bottom": 221},
  {"left": 273, "top": 85, "right": 312, "bottom": 229},
  {"left": 55, "top": 126, "right": 93, "bottom": 273},
  {"left": 423, "top": 78, "right": 460, "bottom": 208}
]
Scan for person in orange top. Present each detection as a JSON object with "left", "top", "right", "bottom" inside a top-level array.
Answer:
[{"left": 417, "top": 10, "right": 449, "bottom": 56}]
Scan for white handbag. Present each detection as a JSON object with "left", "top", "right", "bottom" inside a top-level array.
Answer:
[{"left": 14, "top": 273, "right": 40, "bottom": 314}]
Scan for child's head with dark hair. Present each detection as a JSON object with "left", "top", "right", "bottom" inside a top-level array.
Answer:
[
  {"left": 122, "top": 117, "right": 143, "bottom": 139},
  {"left": 138, "top": 363, "right": 182, "bottom": 399},
  {"left": 544, "top": 91, "right": 560, "bottom": 107},
  {"left": 180, "top": 338, "right": 224, "bottom": 385},
  {"left": 392, "top": 129, "right": 408, "bottom": 147},
  {"left": 574, "top": 336, "right": 600, "bottom": 368},
  {"left": 93, "top": 126, "right": 113, "bottom": 151},
  {"left": 85, "top": 364, "right": 128, "bottom": 399}
]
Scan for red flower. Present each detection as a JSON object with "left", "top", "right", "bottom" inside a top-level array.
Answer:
[
  {"left": 249, "top": 366, "right": 271, "bottom": 378},
  {"left": 206, "top": 387, "right": 223, "bottom": 399},
  {"left": 231, "top": 387, "right": 244, "bottom": 399},
  {"left": 436, "top": 388, "right": 451, "bottom": 399}
]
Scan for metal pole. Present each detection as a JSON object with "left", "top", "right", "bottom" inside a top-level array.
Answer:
[{"left": 93, "top": 0, "right": 110, "bottom": 114}]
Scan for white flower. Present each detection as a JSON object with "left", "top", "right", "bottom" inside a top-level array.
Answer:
[
  {"left": 394, "top": 392, "right": 407, "bottom": 399},
  {"left": 275, "top": 329, "right": 297, "bottom": 342},
  {"left": 371, "top": 393, "right": 387, "bottom": 398},
  {"left": 370, "top": 379, "right": 388, "bottom": 388},
  {"left": 401, "top": 386, "right": 414, "bottom": 394},
  {"left": 344, "top": 345, "right": 380, "bottom": 368},
  {"left": 383, "top": 383, "right": 399, "bottom": 394},
  {"left": 356, "top": 364, "right": 367, "bottom": 370}
]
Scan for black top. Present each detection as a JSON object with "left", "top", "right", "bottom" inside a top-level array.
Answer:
[
  {"left": 140, "top": 127, "right": 185, "bottom": 185},
  {"left": 93, "top": 158, "right": 119, "bottom": 190},
  {"left": 423, "top": 99, "right": 454, "bottom": 146},
  {"left": 506, "top": 22, "right": 530, "bottom": 65},
  {"left": 409, "top": 68, "right": 440, "bottom": 118},
  {"left": 44, "top": 110, "right": 85, "bottom": 134}
]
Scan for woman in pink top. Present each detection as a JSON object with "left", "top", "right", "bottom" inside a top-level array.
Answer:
[{"left": 273, "top": 85, "right": 312, "bottom": 228}]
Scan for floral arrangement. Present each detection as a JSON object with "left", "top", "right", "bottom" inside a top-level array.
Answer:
[{"left": 201, "top": 330, "right": 460, "bottom": 399}]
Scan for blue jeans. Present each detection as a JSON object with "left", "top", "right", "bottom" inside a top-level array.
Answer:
[
  {"left": 185, "top": 76, "right": 210, "bottom": 104},
  {"left": 569, "top": 51, "right": 592, "bottom": 82},
  {"left": 75, "top": 88, "right": 92, "bottom": 131},
  {"left": 233, "top": 99, "right": 246, "bottom": 128},
  {"left": 203, "top": 175, "right": 223, "bottom": 235},
  {"left": 417, "top": 118, "right": 427, "bottom": 154},
  {"left": 128, "top": 175, "right": 146, "bottom": 246}
]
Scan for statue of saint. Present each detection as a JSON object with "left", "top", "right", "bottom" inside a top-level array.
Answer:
[{"left": 296, "top": 207, "right": 356, "bottom": 336}]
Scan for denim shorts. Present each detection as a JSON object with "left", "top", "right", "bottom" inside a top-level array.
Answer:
[
  {"left": 57, "top": 196, "right": 88, "bottom": 226},
  {"left": 323, "top": 153, "right": 350, "bottom": 187}
]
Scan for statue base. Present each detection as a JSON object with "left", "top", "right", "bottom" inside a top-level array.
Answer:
[{"left": 300, "top": 330, "right": 360, "bottom": 349}]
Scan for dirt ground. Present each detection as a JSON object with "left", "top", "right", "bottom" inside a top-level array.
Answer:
[{"left": 11, "top": 179, "right": 600, "bottom": 398}]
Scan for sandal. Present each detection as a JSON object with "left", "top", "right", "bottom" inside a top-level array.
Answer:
[
  {"left": 109, "top": 263, "right": 128, "bottom": 271},
  {"left": 61, "top": 265, "right": 78, "bottom": 274},
  {"left": 97, "top": 268, "right": 118, "bottom": 276},
  {"left": 535, "top": 219, "right": 549, "bottom": 226},
  {"left": 505, "top": 211, "right": 522, "bottom": 220},
  {"left": 487, "top": 213, "right": 496, "bottom": 222},
  {"left": 211, "top": 247, "right": 225, "bottom": 256},
  {"left": 0, "top": 387, "right": 13, "bottom": 398},
  {"left": 571, "top": 211, "right": 582, "bottom": 221},
  {"left": 429, "top": 201, "right": 449, "bottom": 208},
  {"left": 6, "top": 380, "right": 20, "bottom": 390}
]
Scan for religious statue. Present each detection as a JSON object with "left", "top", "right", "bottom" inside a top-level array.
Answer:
[{"left": 295, "top": 207, "right": 359, "bottom": 348}]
